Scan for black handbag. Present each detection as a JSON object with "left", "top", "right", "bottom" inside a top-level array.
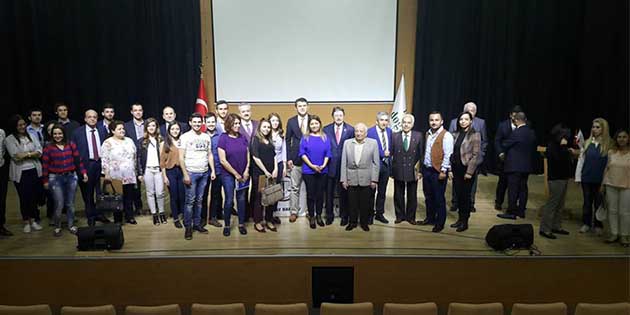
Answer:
[{"left": 95, "top": 182, "right": 124, "bottom": 212}]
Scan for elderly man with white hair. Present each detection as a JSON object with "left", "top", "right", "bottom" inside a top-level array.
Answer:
[
  {"left": 448, "top": 101, "right": 487, "bottom": 213},
  {"left": 391, "top": 114, "right": 424, "bottom": 224},
  {"left": 238, "top": 103, "right": 259, "bottom": 143},
  {"left": 340, "top": 123, "right": 380, "bottom": 231}
]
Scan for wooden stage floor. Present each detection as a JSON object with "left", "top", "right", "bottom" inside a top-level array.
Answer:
[{"left": 0, "top": 175, "right": 628, "bottom": 258}]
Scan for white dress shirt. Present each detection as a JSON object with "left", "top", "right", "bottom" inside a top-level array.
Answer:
[
  {"left": 85, "top": 126, "right": 102, "bottom": 160},
  {"left": 423, "top": 126, "right": 454, "bottom": 172}
]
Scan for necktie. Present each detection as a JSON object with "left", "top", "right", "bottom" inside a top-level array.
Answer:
[
  {"left": 335, "top": 126, "right": 341, "bottom": 144},
  {"left": 91, "top": 129, "right": 100, "bottom": 160},
  {"left": 37, "top": 131, "right": 42, "bottom": 144},
  {"left": 300, "top": 116, "right": 308, "bottom": 135},
  {"left": 246, "top": 123, "right": 251, "bottom": 135},
  {"left": 403, "top": 134, "right": 409, "bottom": 151},
  {"left": 381, "top": 129, "right": 387, "bottom": 151}
]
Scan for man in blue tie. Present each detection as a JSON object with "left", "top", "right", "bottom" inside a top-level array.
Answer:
[{"left": 366, "top": 112, "right": 393, "bottom": 224}]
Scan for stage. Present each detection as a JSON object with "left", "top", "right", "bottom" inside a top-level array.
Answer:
[{"left": 0, "top": 175, "right": 627, "bottom": 258}]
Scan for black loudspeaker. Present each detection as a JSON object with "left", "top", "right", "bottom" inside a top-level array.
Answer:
[
  {"left": 486, "top": 224, "right": 534, "bottom": 251},
  {"left": 312, "top": 267, "right": 354, "bottom": 308},
  {"left": 76, "top": 224, "right": 124, "bottom": 251}
]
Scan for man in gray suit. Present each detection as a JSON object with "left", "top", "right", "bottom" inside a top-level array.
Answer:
[
  {"left": 448, "top": 102, "right": 487, "bottom": 212},
  {"left": 340, "top": 123, "right": 380, "bottom": 231}
]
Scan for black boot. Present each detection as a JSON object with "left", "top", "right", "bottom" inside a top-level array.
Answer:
[
  {"left": 159, "top": 213, "right": 167, "bottom": 224},
  {"left": 152, "top": 214, "right": 160, "bottom": 226},
  {"left": 450, "top": 220, "right": 462, "bottom": 228},
  {"left": 456, "top": 220, "right": 468, "bottom": 232}
]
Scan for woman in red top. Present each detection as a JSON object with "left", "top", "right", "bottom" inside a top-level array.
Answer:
[{"left": 42, "top": 124, "right": 88, "bottom": 237}]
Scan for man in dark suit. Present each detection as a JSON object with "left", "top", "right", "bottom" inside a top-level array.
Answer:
[
  {"left": 391, "top": 114, "right": 423, "bottom": 224},
  {"left": 366, "top": 111, "right": 393, "bottom": 224},
  {"left": 494, "top": 105, "right": 522, "bottom": 210},
  {"left": 55, "top": 102, "right": 81, "bottom": 136},
  {"left": 448, "top": 102, "right": 487, "bottom": 213},
  {"left": 285, "top": 97, "right": 310, "bottom": 223},
  {"left": 124, "top": 103, "right": 146, "bottom": 214},
  {"left": 98, "top": 103, "right": 115, "bottom": 137},
  {"left": 497, "top": 112, "right": 536, "bottom": 220},
  {"left": 322, "top": 106, "right": 354, "bottom": 225},
  {"left": 160, "top": 105, "right": 190, "bottom": 136},
  {"left": 237, "top": 103, "right": 259, "bottom": 143},
  {"left": 72, "top": 109, "right": 109, "bottom": 226}
]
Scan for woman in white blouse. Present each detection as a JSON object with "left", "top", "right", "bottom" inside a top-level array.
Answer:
[
  {"left": 137, "top": 118, "right": 166, "bottom": 226},
  {"left": 101, "top": 120, "right": 138, "bottom": 225},
  {"left": 268, "top": 113, "right": 287, "bottom": 225},
  {"left": 5, "top": 115, "right": 44, "bottom": 233}
]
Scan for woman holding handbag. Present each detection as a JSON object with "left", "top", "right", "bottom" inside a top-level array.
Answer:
[
  {"left": 602, "top": 129, "right": 630, "bottom": 246},
  {"left": 137, "top": 118, "right": 166, "bottom": 226},
  {"left": 250, "top": 118, "right": 279, "bottom": 233},
  {"left": 160, "top": 122, "right": 185, "bottom": 228},
  {"left": 269, "top": 112, "right": 287, "bottom": 225}
]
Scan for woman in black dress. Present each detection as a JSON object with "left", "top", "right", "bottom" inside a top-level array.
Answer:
[{"left": 249, "top": 118, "right": 279, "bottom": 232}]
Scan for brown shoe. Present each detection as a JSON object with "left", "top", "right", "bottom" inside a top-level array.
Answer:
[{"left": 289, "top": 213, "right": 298, "bottom": 223}]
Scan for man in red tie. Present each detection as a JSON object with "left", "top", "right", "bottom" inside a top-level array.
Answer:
[{"left": 322, "top": 106, "right": 354, "bottom": 225}]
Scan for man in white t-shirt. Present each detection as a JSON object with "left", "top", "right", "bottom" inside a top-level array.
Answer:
[{"left": 180, "top": 113, "right": 216, "bottom": 240}]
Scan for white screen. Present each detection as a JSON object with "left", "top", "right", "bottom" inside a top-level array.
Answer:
[{"left": 212, "top": 0, "right": 397, "bottom": 102}]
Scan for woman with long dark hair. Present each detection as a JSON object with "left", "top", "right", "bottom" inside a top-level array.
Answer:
[
  {"left": 160, "top": 122, "right": 185, "bottom": 228},
  {"left": 299, "top": 115, "right": 331, "bottom": 229},
  {"left": 41, "top": 124, "right": 88, "bottom": 236},
  {"left": 250, "top": 118, "right": 278, "bottom": 232},
  {"left": 138, "top": 118, "right": 166, "bottom": 226},
  {"left": 5, "top": 115, "right": 44, "bottom": 233},
  {"left": 268, "top": 112, "right": 286, "bottom": 226}
]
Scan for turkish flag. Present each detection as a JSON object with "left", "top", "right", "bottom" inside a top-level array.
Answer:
[{"left": 195, "top": 78, "right": 208, "bottom": 132}]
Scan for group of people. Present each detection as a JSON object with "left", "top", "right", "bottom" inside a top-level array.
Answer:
[{"left": 0, "top": 100, "right": 627, "bottom": 245}]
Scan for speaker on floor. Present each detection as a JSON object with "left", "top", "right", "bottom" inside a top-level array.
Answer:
[
  {"left": 312, "top": 267, "right": 353, "bottom": 307},
  {"left": 486, "top": 223, "right": 533, "bottom": 251},
  {"left": 76, "top": 224, "right": 124, "bottom": 251}
]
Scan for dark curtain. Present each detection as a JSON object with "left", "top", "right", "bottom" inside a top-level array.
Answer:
[
  {"left": 412, "top": 0, "right": 629, "bottom": 171},
  {"left": 1, "top": 0, "right": 201, "bottom": 129}
]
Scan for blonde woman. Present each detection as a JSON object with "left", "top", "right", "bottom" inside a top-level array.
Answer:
[
  {"left": 602, "top": 129, "right": 630, "bottom": 246},
  {"left": 575, "top": 118, "right": 612, "bottom": 234},
  {"left": 138, "top": 118, "right": 166, "bottom": 226}
]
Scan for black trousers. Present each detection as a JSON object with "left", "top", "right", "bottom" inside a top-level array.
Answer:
[
  {"left": 14, "top": 169, "right": 41, "bottom": 221},
  {"left": 348, "top": 186, "right": 371, "bottom": 225},
  {"left": 210, "top": 175, "right": 223, "bottom": 219},
  {"left": 581, "top": 182, "right": 603, "bottom": 228},
  {"left": 452, "top": 163, "right": 473, "bottom": 221},
  {"left": 369, "top": 160, "right": 390, "bottom": 217},
  {"left": 303, "top": 173, "right": 326, "bottom": 217},
  {"left": 79, "top": 160, "right": 103, "bottom": 221},
  {"left": 326, "top": 175, "right": 347, "bottom": 220},
  {"left": 393, "top": 180, "right": 418, "bottom": 221},
  {"left": 114, "top": 184, "right": 136, "bottom": 222},
  {"left": 495, "top": 161, "right": 508, "bottom": 206},
  {"left": 507, "top": 172, "right": 529, "bottom": 217},
  {"left": 132, "top": 181, "right": 143, "bottom": 213},
  {"left": 0, "top": 162, "right": 8, "bottom": 226}
]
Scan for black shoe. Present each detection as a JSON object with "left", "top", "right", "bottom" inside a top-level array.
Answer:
[
  {"left": 419, "top": 219, "right": 434, "bottom": 226},
  {"left": 432, "top": 225, "right": 444, "bottom": 233},
  {"left": 208, "top": 219, "right": 223, "bottom": 228},
  {"left": 223, "top": 227, "right": 231, "bottom": 237},
  {"left": 185, "top": 227, "right": 193, "bottom": 240},
  {"left": 368, "top": 217, "right": 374, "bottom": 225},
  {"left": 494, "top": 203, "right": 502, "bottom": 211},
  {"left": 471, "top": 206, "right": 476, "bottom": 213},
  {"left": 309, "top": 217, "right": 316, "bottom": 229},
  {"left": 159, "top": 213, "right": 167, "bottom": 224},
  {"left": 340, "top": 218, "right": 348, "bottom": 226},
  {"left": 325, "top": 217, "right": 334, "bottom": 225},
  {"left": 552, "top": 229, "right": 570, "bottom": 235},
  {"left": 272, "top": 217, "right": 281, "bottom": 224},
  {"left": 126, "top": 219, "right": 138, "bottom": 225},
  {"left": 97, "top": 216, "right": 111, "bottom": 223},
  {"left": 238, "top": 226, "right": 247, "bottom": 235},
  {"left": 316, "top": 215, "right": 325, "bottom": 227},
  {"left": 193, "top": 225, "right": 209, "bottom": 234},
  {"left": 152, "top": 214, "right": 160, "bottom": 226},
  {"left": 450, "top": 221, "right": 462, "bottom": 228},
  {"left": 394, "top": 218, "right": 404, "bottom": 224},
  {"left": 87, "top": 219, "right": 96, "bottom": 227},
  {"left": 408, "top": 220, "right": 418, "bottom": 225},
  {"left": 449, "top": 206, "right": 458, "bottom": 212},
  {"left": 345, "top": 223, "right": 356, "bottom": 231},
  {"left": 0, "top": 226, "right": 13, "bottom": 236},
  {"left": 360, "top": 224, "right": 370, "bottom": 232},
  {"left": 497, "top": 213, "right": 517, "bottom": 220},
  {"left": 456, "top": 222, "right": 468, "bottom": 232},
  {"left": 375, "top": 215, "right": 389, "bottom": 224},
  {"left": 539, "top": 231, "right": 556, "bottom": 239},
  {"left": 174, "top": 220, "right": 183, "bottom": 229}
]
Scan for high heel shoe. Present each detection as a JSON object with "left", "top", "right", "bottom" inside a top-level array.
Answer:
[
  {"left": 152, "top": 214, "right": 160, "bottom": 226},
  {"left": 265, "top": 222, "right": 277, "bottom": 232},
  {"left": 254, "top": 223, "right": 266, "bottom": 233},
  {"left": 159, "top": 213, "right": 167, "bottom": 224}
]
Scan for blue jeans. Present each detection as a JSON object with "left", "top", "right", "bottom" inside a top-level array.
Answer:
[
  {"left": 184, "top": 171, "right": 209, "bottom": 227},
  {"left": 222, "top": 174, "right": 247, "bottom": 226},
  {"left": 422, "top": 166, "right": 448, "bottom": 227},
  {"left": 166, "top": 167, "right": 186, "bottom": 221},
  {"left": 49, "top": 173, "right": 78, "bottom": 228}
]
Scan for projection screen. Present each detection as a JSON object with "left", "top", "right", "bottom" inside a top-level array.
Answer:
[{"left": 211, "top": 0, "right": 398, "bottom": 103}]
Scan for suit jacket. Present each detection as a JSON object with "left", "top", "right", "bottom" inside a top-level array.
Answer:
[
  {"left": 60, "top": 119, "right": 81, "bottom": 138},
  {"left": 340, "top": 138, "right": 380, "bottom": 187},
  {"left": 285, "top": 114, "right": 309, "bottom": 165},
  {"left": 391, "top": 130, "right": 423, "bottom": 182},
  {"left": 366, "top": 126, "right": 393, "bottom": 160},
  {"left": 449, "top": 116, "right": 487, "bottom": 164},
  {"left": 160, "top": 121, "right": 189, "bottom": 138},
  {"left": 71, "top": 125, "right": 108, "bottom": 164},
  {"left": 97, "top": 120, "right": 112, "bottom": 138},
  {"left": 323, "top": 122, "right": 355, "bottom": 178},
  {"left": 502, "top": 124, "right": 537, "bottom": 173},
  {"left": 137, "top": 138, "right": 162, "bottom": 176},
  {"left": 495, "top": 119, "right": 513, "bottom": 156},
  {"left": 451, "top": 130, "right": 481, "bottom": 175},
  {"left": 124, "top": 119, "right": 146, "bottom": 147},
  {"left": 238, "top": 119, "right": 259, "bottom": 143}
]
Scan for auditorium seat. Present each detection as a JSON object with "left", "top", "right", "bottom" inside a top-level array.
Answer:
[
  {"left": 383, "top": 303, "right": 438, "bottom": 315},
  {"left": 320, "top": 302, "right": 373, "bottom": 315},
  {"left": 511, "top": 303, "right": 567, "bottom": 315},
  {"left": 191, "top": 303, "right": 245, "bottom": 315},
  {"left": 447, "top": 303, "right": 503, "bottom": 315},
  {"left": 125, "top": 305, "right": 181, "bottom": 315},
  {"left": 61, "top": 305, "right": 116, "bottom": 315},
  {"left": 574, "top": 303, "right": 630, "bottom": 315},
  {"left": 0, "top": 305, "right": 52, "bottom": 315},
  {"left": 254, "top": 303, "right": 309, "bottom": 315}
]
